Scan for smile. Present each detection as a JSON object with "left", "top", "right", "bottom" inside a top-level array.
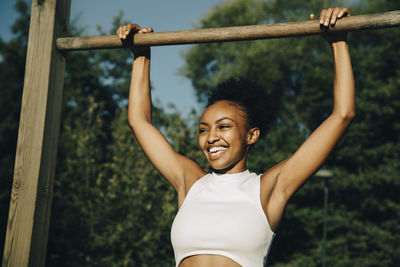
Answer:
[{"left": 208, "top": 146, "right": 227, "bottom": 158}]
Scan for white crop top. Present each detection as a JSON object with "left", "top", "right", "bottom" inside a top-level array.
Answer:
[{"left": 170, "top": 170, "right": 275, "bottom": 267}]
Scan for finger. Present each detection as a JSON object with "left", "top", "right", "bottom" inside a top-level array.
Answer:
[
  {"left": 324, "top": 8, "right": 334, "bottom": 27},
  {"left": 117, "top": 25, "right": 127, "bottom": 38},
  {"left": 123, "top": 25, "right": 130, "bottom": 39},
  {"left": 338, "top": 7, "right": 350, "bottom": 18},
  {"left": 330, "top": 7, "right": 341, "bottom": 25},
  {"left": 117, "top": 23, "right": 146, "bottom": 39},
  {"left": 125, "top": 24, "right": 132, "bottom": 36},
  {"left": 142, "top": 27, "right": 153, "bottom": 33},
  {"left": 310, "top": 13, "right": 315, "bottom": 21},
  {"left": 116, "top": 27, "right": 122, "bottom": 38},
  {"left": 319, "top": 9, "right": 327, "bottom": 24},
  {"left": 126, "top": 24, "right": 138, "bottom": 37}
]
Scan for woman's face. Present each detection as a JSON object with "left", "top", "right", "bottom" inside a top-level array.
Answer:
[{"left": 198, "top": 100, "right": 258, "bottom": 174}]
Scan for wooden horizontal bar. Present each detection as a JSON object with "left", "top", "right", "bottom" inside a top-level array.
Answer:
[{"left": 57, "top": 10, "right": 400, "bottom": 51}]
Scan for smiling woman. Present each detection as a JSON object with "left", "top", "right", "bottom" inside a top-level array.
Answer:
[
  {"left": 198, "top": 99, "right": 258, "bottom": 173},
  {"left": 116, "top": 6, "right": 355, "bottom": 267}
]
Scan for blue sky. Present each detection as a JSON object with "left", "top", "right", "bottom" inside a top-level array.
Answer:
[{"left": 0, "top": 0, "right": 225, "bottom": 113}]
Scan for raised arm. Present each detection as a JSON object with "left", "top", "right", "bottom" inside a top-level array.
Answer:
[
  {"left": 117, "top": 24, "right": 204, "bottom": 199},
  {"left": 262, "top": 8, "right": 355, "bottom": 231}
]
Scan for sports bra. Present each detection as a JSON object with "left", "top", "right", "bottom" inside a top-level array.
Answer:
[{"left": 170, "top": 170, "right": 275, "bottom": 267}]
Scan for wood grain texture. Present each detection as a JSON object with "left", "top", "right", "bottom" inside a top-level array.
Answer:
[
  {"left": 2, "top": 0, "right": 70, "bottom": 266},
  {"left": 56, "top": 10, "right": 400, "bottom": 51}
]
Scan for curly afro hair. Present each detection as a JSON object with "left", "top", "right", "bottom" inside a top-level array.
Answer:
[{"left": 206, "top": 78, "right": 275, "bottom": 138}]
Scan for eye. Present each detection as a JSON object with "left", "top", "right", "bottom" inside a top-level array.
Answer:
[
  {"left": 218, "top": 124, "right": 232, "bottom": 130},
  {"left": 198, "top": 128, "right": 208, "bottom": 134}
]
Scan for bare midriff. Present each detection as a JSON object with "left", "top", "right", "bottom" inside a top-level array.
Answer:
[{"left": 179, "top": 254, "right": 242, "bottom": 267}]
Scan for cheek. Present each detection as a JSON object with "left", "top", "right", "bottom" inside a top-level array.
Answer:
[
  {"left": 227, "top": 128, "right": 245, "bottom": 142},
  {"left": 232, "top": 131, "right": 249, "bottom": 152}
]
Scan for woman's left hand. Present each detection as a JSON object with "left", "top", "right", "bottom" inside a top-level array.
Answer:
[{"left": 310, "top": 7, "right": 351, "bottom": 43}]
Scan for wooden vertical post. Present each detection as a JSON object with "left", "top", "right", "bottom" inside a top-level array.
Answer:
[{"left": 2, "top": 0, "right": 70, "bottom": 266}]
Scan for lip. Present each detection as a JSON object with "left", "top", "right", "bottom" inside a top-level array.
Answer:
[{"left": 207, "top": 146, "right": 228, "bottom": 160}]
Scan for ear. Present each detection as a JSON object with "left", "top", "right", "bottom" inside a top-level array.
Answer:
[{"left": 246, "top": 127, "right": 260, "bottom": 145}]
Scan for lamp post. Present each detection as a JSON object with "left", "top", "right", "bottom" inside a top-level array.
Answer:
[{"left": 315, "top": 169, "right": 333, "bottom": 267}]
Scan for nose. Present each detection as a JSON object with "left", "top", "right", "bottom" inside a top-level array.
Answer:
[{"left": 207, "top": 128, "right": 219, "bottom": 144}]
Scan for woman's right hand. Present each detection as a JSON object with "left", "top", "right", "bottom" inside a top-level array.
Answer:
[
  {"left": 116, "top": 24, "right": 153, "bottom": 58},
  {"left": 310, "top": 7, "right": 350, "bottom": 44}
]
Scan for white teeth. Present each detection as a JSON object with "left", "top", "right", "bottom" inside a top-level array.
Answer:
[{"left": 209, "top": 146, "right": 226, "bottom": 153}]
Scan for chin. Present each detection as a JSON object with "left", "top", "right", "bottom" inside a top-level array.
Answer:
[{"left": 209, "top": 163, "right": 236, "bottom": 174}]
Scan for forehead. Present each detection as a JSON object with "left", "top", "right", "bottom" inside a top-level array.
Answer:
[{"left": 200, "top": 100, "right": 246, "bottom": 123}]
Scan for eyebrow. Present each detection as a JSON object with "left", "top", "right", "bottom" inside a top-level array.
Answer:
[{"left": 199, "top": 117, "right": 237, "bottom": 126}]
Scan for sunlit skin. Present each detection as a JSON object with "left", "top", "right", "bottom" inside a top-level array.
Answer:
[
  {"left": 198, "top": 101, "right": 259, "bottom": 174},
  {"left": 117, "top": 7, "right": 354, "bottom": 267}
]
